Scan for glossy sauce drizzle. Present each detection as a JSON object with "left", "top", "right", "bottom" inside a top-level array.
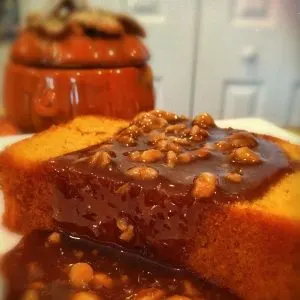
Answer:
[
  {"left": 1, "top": 230, "right": 239, "bottom": 300},
  {"left": 45, "top": 111, "right": 294, "bottom": 264}
]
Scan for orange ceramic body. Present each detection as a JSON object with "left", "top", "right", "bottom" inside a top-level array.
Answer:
[
  {"left": 4, "top": 28, "right": 154, "bottom": 132},
  {"left": 4, "top": 63, "right": 154, "bottom": 132}
]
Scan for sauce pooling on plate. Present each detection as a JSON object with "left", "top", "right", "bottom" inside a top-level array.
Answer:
[{"left": 1, "top": 230, "right": 239, "bottom": 300}]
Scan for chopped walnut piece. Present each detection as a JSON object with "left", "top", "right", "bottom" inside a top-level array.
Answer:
[
  {"left": 92, "top": 272, "right": 114, "bottom": 289},
  {"left": 69, "top": 263, "right": 94, "bottom": 288},
  {"left": 183, "top": 280, "right": 200, "bottom": 297},
  {"left": 194, "top": 148, "right": 210, "bottom": 158},
  {"left": 225, "top": 172, "right": 242, "bottom": 183},
  {"left": 191, "top": 127, "right": 209, "bottom": 142},
  {"left": 29, "top": 281, "right": 46, "bottom": 290},
  {"left": 151, "top": 110, "right": 187, "bottom": 122},
  {"left": 193, "top": 113, "right": 215, "bottom": 128},
  {"left": 73, "top": 250, "right": 84, "bottom": 260},
  {"left": 215, "top": 140, "right": 232, "bottom": 152},
  {"left": 72, "top": 291, "right": 101, "bottom": 300},
  {"left": 22, "top": 289, "right": 39, "bottom": 300},
  {"left": 133, "top": 112, "right": 168, "bottom": 132},
  {"left": 228, "top": 132, "right": 257, "bottom": 148},
  {"left": 135, "top": 287, "right": 166, "bottom": 300},
  {"left": 166, "top": 296, "right": 191, "bottom": 300},
  {"left": 121, "top": 125, "right": 143, "bottom": 138},
  {"left": 116, "top": 135, "right": 136, "bottom": 146},
  {"left": 168, "top": 136, "right": 191, "bottom": 146},
  {"left": 116, "top": 218, "right": 129, "bottom": 231},
  {"left": 116, "top": 218, "right": 134, "bottom": 242},
  {"left": 140, "top": 149, "right": 163, "bottom": 163},
  {"left": 115, "top": 183, "right": 130, "bottom": 194},
  {"left": 190, "top": 125, "right": 201, "bottom": 136},
  {"left": 126, "top": 166, "right": 159, "bottom": 180},
  {"left": 47, "top": 232, "right": 60, "bottom": 244},
  {"left": 149, "top": 132, "right": 166, "bottom": 144},
  {"left": 90, "top": 151, "right": 112, "bottom": 168},
  {"left": 128, "top": 151, "right": 142, "bottom": 161},
  {"left": 165, "top": 123, "right": 186, "bottom": 134},
  {"left": 119, "top": 224, "right": 134, "bottom": 242},
  {"left": 230, "top": 147, "right": 262, "bottom": 164},
  {"left": 178, "top": 152, "right": 194, "bottom": 164},
  {"left": 166, "top": 150, "right": 178, "bottom": 167},
  {"left": 192, "top": 172, "right": 217, "bottom": 199},
  {"left": 27, "top": 262, "right": 44, "bottom": 282},
  {"left": 154, "top": 139, "right": 182, "bottom": 153},
  {"left": 120, "top": 274, "right": 129, "bottom": 284}
]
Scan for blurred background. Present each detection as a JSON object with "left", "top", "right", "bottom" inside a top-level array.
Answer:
[{"left": 0, "top": 0, "right": 299, "bottom": 126}]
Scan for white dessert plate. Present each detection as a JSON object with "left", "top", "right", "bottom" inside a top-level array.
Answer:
[{"left": 0, "top": 118, "right": 299, "bottom": 299}]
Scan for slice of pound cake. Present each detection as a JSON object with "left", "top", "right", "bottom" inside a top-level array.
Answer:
[
  {"left": 41, "top": 111, "right": 300, "bottom": 300},
  {"left": 0, "top": 115, "right": 128, "bottom": 233}
]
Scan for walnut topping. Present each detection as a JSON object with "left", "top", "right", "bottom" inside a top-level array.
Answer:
[
  {"left": 183, "top": 281, "right": 200, "bottom": 297},
  {"left": 128, "top": 149, "right": 163, "bottom": 163},
  {"left": 230, "top": 147, "right": 262, "bottom": 164},
  {"left": 29, "top": 281, "right": 46, "bottom": 290},
  {"left": 215, "top": 140, "right": 232, "bottom": 152},
  {"left": 120, "top": 125, "right": 143, "bottom": 138},
  {"left": 47, "top": 232, "right": 61, "bottom": 244},
  {"left": 166, "top": 296, "right": 191, "bottom": 300},
  {"left": 72, "top": 291, "right": 100, "bottom": 300},
  {"left": 193, "top": 113, "right": 215, "bottom": 128},
  {"left": 116, "top": 135, "right": 136, "bottom": 146},
  {"left": 135, "top": 288, "right": 165, "bottom": 300},
  {"left": 194, "top": 148, "right": 210, "bottom": 158},
  {"left": 133, "top": 112, "right": 168, "bottom": 132},
  {"left": 225, "top": 172, "right": 242, "bottom": 183},
  {"left": 154, "top": 139, "right": 182, "bottom": 153},
  {"left": 151, "top": 110, "right": 187, "bottom": 122},
  {"left": 115, "top": 183, "right": 130, "bottom": 194},
  {"left": 192, "top": 172, "right": 217, "bottom": 199},
  {"left": 126, "top": 166, "right": 158, "bottom": 180},
  {"left": 119, "top": 225, "right": 134, "bottom": 242},
  {"left": 165, "top": 123, "right": 186, "bottom": 134},
  {"left": 73, "top": 250, "right": 84, "bottom": 260},
  {"left": 166, "top": 151, "right": 178, "bottom": 168},
  {"left": 168, "top": 136, "right": 191, "bottom": 146},
  {"left": 92, "top": 272, "right": 114, "bottom": 289},
  {"left": 90, "top": 151, "right": 112, "bottom": 168},
  {"left": 27, "top": 262, "right": 44, "bottom": 282},
  {"left": 69, "top": 263, "right": 94, "bottom": 288},
  {"left": 140, "top": 149, "right": 163, "bottom": 162},
  {"left": 21, "top": 289, "right": 39, "bottom": 300},
  {"left": 178, "top": 152, "right": 194, "bottom": 164},
  {"left": 117, "top": 218, "right": 134, "bottom": 242},
  {"left": 228, "top": 132, "right": 257, "bottom": 148},
  {"left": 190, "top": 125, "right": 209, "bottom": 137},
  {"left": 149, "top": 132, "right": 166, "bottom": 144},
  {"left": 116, "top": 218, "right": 129, "bottom": 231}
]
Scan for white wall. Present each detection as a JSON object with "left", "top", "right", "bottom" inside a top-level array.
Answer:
[{"left": 1, "top": 0, "right": 300, "bottom": 126}]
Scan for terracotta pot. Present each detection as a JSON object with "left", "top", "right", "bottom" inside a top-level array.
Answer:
[
  {"left": 4, "top": 7, "right": 154, "bottom": 132},
  {"left": 4, "top": 61, "right": 154, "bottom": 132}
]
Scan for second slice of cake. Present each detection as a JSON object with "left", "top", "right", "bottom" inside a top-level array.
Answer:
[{"left": 29, "top": 111, "right": 300, "bottom": 299}]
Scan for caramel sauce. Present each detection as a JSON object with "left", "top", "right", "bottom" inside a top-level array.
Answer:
[
  {"left": 44, "top": 112, "right": 293, "bottom": 265},
  {"left": 1, "top": 231, "right": 239, "bottom": 300}
]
